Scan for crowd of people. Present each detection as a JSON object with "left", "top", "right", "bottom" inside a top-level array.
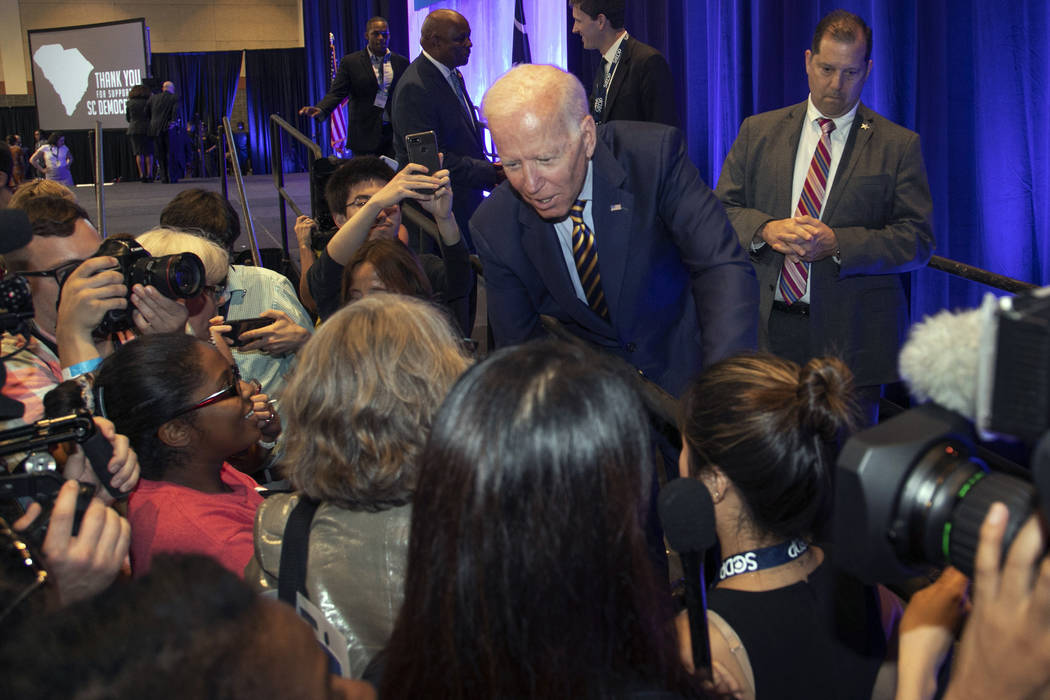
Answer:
[{"left": 0, "top": 3, "right": 1046, "bottom": 699}]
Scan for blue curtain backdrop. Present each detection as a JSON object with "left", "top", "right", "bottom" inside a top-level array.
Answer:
[
  {"left": 150, "top": 51, "right": 243, "bottom": 134},
  {"left": 244, "top": 48, "right": 312, "bottom": 175},
  {"left": 561, "top": 0, "right": 1049, "bottom": 321}
]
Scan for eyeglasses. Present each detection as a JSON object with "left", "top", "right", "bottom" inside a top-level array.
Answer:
[
  {"left": 344, "top": 195, "right": 373, "bottom": 213},
  {"left": 168, "top": 364, "right": 260, "bottom": 420},
  {"left": 19, "top": 259, "right": 84, "bottom": 283},
  {"left": 203, "top": 283, "right": 231, "bottom": 306}
]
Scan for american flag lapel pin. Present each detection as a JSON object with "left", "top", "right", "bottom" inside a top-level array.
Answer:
[{"left": 610, "top": 203, "right": 623, "bottom": 212}]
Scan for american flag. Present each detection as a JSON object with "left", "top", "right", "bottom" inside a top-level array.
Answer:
[{"left": 329, "top": 32, "right": 349, "bottom": 157}]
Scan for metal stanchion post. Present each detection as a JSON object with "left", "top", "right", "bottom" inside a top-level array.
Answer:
[{"left": 93, "top": 120, "right": 106, "bottom": 238}]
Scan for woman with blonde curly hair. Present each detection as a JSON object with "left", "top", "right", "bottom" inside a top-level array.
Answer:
[{"left": 246, "top": 293, "right": 471, "bottom": 678}]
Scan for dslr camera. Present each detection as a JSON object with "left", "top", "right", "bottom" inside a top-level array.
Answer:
[
  {"left": 56, "top": 238, "right": 205, "bottom": 339},
  {"left": 834, "top": 287, "right": 1050, "bottom": 583}
]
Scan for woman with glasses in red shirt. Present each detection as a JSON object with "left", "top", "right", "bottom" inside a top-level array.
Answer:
[{"left": 90, "top": 332, "right": 279, "bottom": 576}]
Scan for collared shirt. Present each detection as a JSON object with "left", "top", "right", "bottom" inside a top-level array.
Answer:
[
  {"left": 224, "top": 265, "right": 313, "bottom": 408},
  {"left": 552, "top": 161, "right": 596, "bottom": 304},
  {"left": 421, "top": 49, "right": 460, "bottom": 100},
  {"left": 0, "top": 328, "right": 61, "bottom": 429},
  {"left": 0, "top": 328, "right": 62, "bottom": 472},
  {"left": 601, "top": 31, "right": 629, "bottom": 88},
  {"left": 368, "top": 47, "right": 391, "bottom": 82},
  {"left": 773, "top": 95, "right": 859, "bottom": 303},
  {"left": 421, "top": 49, "right": 474, "bottom": 125},
  {"left": 368, "top": 48, "right": 394, "bottom": 116}
]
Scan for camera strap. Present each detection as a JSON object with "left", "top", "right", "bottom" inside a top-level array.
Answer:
[{"left": 717, "top": 538, "right": 809, "bottom": 582}]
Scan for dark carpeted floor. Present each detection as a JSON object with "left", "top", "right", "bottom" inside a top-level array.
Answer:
[{"left": 74, "top": 172, "right": 313, "bottom": 268}]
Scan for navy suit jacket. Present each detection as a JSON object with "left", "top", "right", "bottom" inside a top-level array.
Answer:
[
  {"left": 392, "top": 55, "right": 502, "bottom": 238},
  {"left": 591, "top": 36, "right": 677, "bottom": 128},
  {"left": 471, "top": 122, "right": 757, "bottom": 397},
  {"left": 316, "top": 49, "right": 409, "bottom": 155},
  {"left": 715, "top": 101, "right": 935, "bottom": 387}
]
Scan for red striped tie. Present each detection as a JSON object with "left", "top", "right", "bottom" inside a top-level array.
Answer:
[{"left": 779, "top": 117, "right": 835, "bottom": 304}]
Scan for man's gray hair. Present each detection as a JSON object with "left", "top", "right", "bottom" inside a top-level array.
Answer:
[{"left": 482, "top": 64, "right": 589, "bottom": 136}]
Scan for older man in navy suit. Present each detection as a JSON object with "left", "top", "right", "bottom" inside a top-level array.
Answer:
[
  {"left": 391, "top": 9, "right": 503, "bottom": 246},
  {"left": 471, "top": 64, "right": 757, "bottom": 397}
]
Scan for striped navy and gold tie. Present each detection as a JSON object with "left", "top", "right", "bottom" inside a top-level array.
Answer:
[{"left": 569, "top": 199, "right": 609, "bottom": 320}]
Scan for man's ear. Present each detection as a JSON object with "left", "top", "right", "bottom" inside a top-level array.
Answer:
[{"left": 157, "top": 418, "right": 194, "bottom": 449}]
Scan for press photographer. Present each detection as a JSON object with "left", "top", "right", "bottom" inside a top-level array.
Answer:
[
  {"left": 0, "top": 210, "right": 142, "bottom": 625},
  {"left": 1, "top": 197, "right": 199, "bottom": 435}
]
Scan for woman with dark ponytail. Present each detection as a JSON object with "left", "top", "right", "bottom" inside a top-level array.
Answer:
[{"left": 678, "top": 352, "right": 893, "bottom": 700}]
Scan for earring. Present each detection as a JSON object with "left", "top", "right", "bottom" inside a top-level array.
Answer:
[{"left": 713, "top": 491, "right": 721, "bottom": 500}]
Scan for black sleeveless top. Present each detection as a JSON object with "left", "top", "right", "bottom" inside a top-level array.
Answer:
[{"left": 706, "top": 560, "right": 886, "bottom": 700}]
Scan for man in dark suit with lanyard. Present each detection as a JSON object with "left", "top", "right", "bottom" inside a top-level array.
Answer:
[
  {"left": 570, "top": 0, "right": 677, "bottom": 127},
  {"left": 471, "top": 64, "right": 756, "bottom": 398},
  {"left": 300, "top": 16, "right": 409, "bottom": 157},
  {"left": 715, "top": 10, "right": 935, "bottom": 423},
  {"left": 391, "top": 9, "right": 503, "bottom": 247}
]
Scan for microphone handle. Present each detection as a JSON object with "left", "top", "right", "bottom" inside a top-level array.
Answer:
[
  {"left": 681, "top": 550, "right": 712, "bottom": 674},
  {"left": 80, "top": 425, "right": 121, "bottom": 500}
]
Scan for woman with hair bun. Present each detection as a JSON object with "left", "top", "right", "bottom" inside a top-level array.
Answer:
[{"left": 678, "top": 352, "right": 891, "bottom": 700}]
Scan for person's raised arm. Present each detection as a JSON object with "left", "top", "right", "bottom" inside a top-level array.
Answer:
[{"left": 325, "top": 163, "right": 442, "bottom": 265}]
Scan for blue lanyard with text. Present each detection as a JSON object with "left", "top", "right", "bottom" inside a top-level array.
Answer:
[{"left": 717, "top": 539, "right": 809, "bottom": 582}]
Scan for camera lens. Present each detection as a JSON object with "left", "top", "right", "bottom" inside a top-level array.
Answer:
[
  {"left": 134, "top": 253, "right": 205, "bottom": 299},
  {"left": 891, "top": 440, "right": 1035, "bottom": 577}
]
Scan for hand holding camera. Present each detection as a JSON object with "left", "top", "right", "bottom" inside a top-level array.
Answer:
[
  {"left": 12, "top": 479, "right": 130, "bottom": 607},
  {"left": 56, "top": 238, "right": 204, "bottom": 344},
  {"left": 942, "top": 505, "right": 1050, "bottom": 700},
  {"left": 55, "top": 255, "right": 126, "bottom": 362}
]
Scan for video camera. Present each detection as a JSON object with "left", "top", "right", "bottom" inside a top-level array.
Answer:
[
  {"left": 834, "top": 288, "right": 1050, "bottom": 583},
  {"left": 0, "top": 411, "right": 113, "bottom": 550}
]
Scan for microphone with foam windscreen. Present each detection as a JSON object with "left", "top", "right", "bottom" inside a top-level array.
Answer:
[
  {"left": 899, "top": 288, "right": 1050, "bottom": 441},
  {"left": 658, "top": 476, "right": 716, "bottom": 675}
]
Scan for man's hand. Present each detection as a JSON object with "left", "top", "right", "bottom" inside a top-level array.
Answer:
[
  {"left": 759, "top": 216, "right": 839, "bottom": 262},
  {"left": 12, "top": 480, "right": 130, "bottom": 606},
  {"left": 233, "top": 310, "right": 310, "bottom": 356},
  {"left": 131, "top": 284, "right": 189, "bottom": 334},
  {"left": 418, "top": 168, "right": 454, "bottom": 222},
  {"left": 897, "top": 567, "right": 971, "bottom": 700},
  {"left": 294, "top": 216, "right": 317, "bottom": 251},
  {"left": 55, "top": 257, "right": 126, "bottom": 339},
  {"left": 369, "top": 162, "right": 444, "bottom": 211},
  {"left": 299, "top": 105, "right": 322, "bottom": 119},
  {"left": 944, "top": 504, "right": 1050, "bottom": 700}
]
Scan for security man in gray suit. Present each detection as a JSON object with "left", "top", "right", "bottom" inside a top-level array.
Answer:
[{"left": 715, "top": 10, "right": 934, "bottom": 423}]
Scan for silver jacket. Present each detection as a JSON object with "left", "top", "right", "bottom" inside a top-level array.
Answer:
[{"left": 246, "top": 492, "right": 411, "bottom": 678}]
